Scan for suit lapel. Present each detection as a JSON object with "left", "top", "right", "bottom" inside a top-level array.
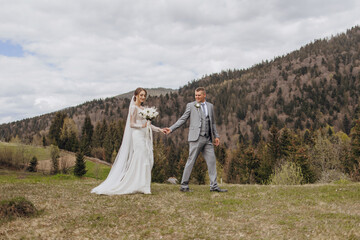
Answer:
[
  {"left": 193, "top": 101, "right": 201, "bottom": 119},
  {"left": 207, "top": 103, "right": 212, "bottom": 121}
]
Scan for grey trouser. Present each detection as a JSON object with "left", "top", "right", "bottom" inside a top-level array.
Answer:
[{"left": 181, "top": 136, "right": 218, "bottom": 189}]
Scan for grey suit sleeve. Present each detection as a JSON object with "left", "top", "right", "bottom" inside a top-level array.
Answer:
[
  {"left": 169, "top": 103, "right": 191, "bottom": 132},
  {"left": 210, "top": 105, "right": 220, "bottom": 139}
]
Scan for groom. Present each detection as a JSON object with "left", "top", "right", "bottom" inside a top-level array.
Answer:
[{"left": 165, "top": 87, "right": 227, "bottom": 192}]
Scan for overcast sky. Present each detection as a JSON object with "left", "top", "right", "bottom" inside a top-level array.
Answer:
[{"left": 0, "top": 0, "right": 359, "bottom": 124}]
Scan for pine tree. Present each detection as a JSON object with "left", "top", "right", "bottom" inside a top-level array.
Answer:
[
  {"left": 215, "top": 143, "right": 226, "bottom": 167},
  {"left": 99, "top": 119, "right": 108, "bottom": 147},
  {"left": 279, "top": 128, "right": 293, "bottom": 158},
  {"left": 225, "top": 143, "right": 244, "bottom": 183},
  {"left": 92, "top": 121, "right": 103, "bottom": 148},
  {"left": 242, "top": 146, "right": 260, "bottom": 184},
  {"left": 103, "top": 125, "right": 114, "bottom": 163},
  {"left": 27, "top": 156, "right": 38, "bottom": 172},
  {"left": 50, "top": 145, "right": 60, "bottom": 174},
  {"left": 193, "top": 154, "right": 207, "bottom": 185},
  {"left": 349, "top": 120, "right": 360, "bottom": 180},
  {"left": 267, "top": 125, "right": 281, "bottom": 165},
  {"left": 74, "top": 151, "right": 87, "bottom": 177},
  {"left": 252, "top": 125, "right": 261, "bottom": 146},
  {"left": 42, "top": 136, "right": 47, "bottom": 147},
  {"left": 49, "top": 112, "right": 66, "bottom": 146},
  {"left": 152, "top": 138, "right": 167, "bottom": 183},
  {"left": 293, "top": 147, "right": 315, "bottom": 183},
  {"left": 112, "top": 120, "right": 125, "bottom": 152},
  {"left": 303, "top": 129, "right": 315, "bottom": 146},
  {"left": 259, "top": 125, "right": 281, "bottom": 182},
  {"left": 80, "top": 116, "right": 94, "bottom": 156},
  {"left": 343, "top": 114, "right": 351, "bottom": 135},
  {"left": 59, "top": 118, "right": 79, "bottom": 152}
]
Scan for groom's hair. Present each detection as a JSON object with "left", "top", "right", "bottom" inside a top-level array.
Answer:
[{"left": 195, "top": 87, "right": 206, "bottom": 93}]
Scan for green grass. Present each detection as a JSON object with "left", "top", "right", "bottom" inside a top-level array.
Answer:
[
  {"left": 84, "top": 159, "right": 111, "bottom": 180},
  {"left": 0, "top": 142, "right": 50, "bottom": 161},
  {"left": 0, "top": 170, "right": 359, "bottom": 239},
  {"left": 1, "top": 142, "right": 111, "bottom": 176}
]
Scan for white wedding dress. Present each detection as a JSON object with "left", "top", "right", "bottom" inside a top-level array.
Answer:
[{"left": 91, "top": 97, "right": 160, "bottom": 195}]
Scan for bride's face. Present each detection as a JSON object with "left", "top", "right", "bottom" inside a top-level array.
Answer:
[{"left": 137, "top": 90, "right": 147, "bottom": 103}]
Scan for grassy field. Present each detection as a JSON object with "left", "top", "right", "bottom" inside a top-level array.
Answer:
[
  {"left": 0, "top": 142, "right": 50, "bottom": 161},
  {"left": 0, "top": 142, "right": 111, "bottom": 177},
  {"left": 84, "top": 161, "right": 110, "bottom": 180},
  {"left": 0, "top": 170, "right": 359, "bottom": 239}
]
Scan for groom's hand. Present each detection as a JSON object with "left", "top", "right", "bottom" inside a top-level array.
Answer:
[
  {"left": 214, "top": 138, "right": 220, "bottom": 146},
  {"left": 164, "top": 128, "right": 172, "bottom": 134}
]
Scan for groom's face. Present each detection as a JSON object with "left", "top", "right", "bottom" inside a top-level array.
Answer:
[{"left": 195, "top": 90, "right": 206, "bottom": 103}]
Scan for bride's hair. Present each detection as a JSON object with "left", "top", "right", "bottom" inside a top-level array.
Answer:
[{"left": 133, "top": 87, "right": 147, "bottom": 102}]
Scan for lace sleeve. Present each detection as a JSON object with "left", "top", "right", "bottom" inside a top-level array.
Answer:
[
  {"left": 150, "top": 124, "right": 161, "bottom": 132},
  {"left": 129, "top": 106, "right": 143, "bottom": 129}
]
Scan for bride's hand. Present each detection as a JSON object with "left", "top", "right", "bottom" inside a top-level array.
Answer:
[{"left": 143, "top": 122, "right": 147, "bottom": 128}]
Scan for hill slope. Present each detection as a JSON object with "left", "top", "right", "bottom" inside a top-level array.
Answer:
[{"left": 1, "top": 26, "right": 360, "bottom": 146}]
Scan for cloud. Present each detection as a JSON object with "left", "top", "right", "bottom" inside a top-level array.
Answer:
[{"left": 0, "top": 0, "right": 360, "bottom": 124}]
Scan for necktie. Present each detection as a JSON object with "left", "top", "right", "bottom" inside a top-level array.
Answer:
[{"left": 201, "top": 103, "right": 206, "bottom": 116}]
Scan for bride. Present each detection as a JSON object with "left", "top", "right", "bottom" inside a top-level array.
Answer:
[{"left": 91, "top": 87, "right": 165, "bottom": 195}]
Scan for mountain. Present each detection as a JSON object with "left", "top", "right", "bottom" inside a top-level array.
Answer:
[
  {"left": 1, "top": 26, "right": 360, "bottom": 147},
  {"left": 0, "top": 87, "right": 175, "bottom": 143},
  {"left": 115, "top": 87, "right": 176, "bottom": 99}
]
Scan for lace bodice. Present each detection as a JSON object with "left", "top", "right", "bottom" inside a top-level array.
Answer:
[{"left": 129, "top": 105, "right": 161, "bottom": 132}]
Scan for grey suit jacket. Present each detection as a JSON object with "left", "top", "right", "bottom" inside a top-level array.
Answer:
[{"left": 170, "top": 101, "right": 220, "bottom": 142}]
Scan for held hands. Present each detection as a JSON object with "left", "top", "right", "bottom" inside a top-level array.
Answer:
[
  {"left": 162, "top": 128, "right": 171, "bottom": 135},
  {"left": 214, "top": 138, "right": 220, "bottom": 147},
  {"left": 158, "top": 128, "right": 171, "bottom": 135}
]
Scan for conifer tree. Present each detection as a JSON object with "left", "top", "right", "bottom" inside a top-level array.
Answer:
[
  {"left": 103, "top": 125, "right": 114, "bottom": 163},
  {"left": 92, "top": 121, "right": 103, "bottom": 148},
  {"left": 215, "top": 143, "right": 226, "bottom": 167},
  {"left": 279, "top": 128, "right": 293, "bottom": 158},
  {"left": 225, "top": 143, "right": 244, "bottom": 183},
  {"left": 242, "top": 146, "right": 260, "bottom": 184},
  {"left": 343, "top": 114, "right": 351, "bottom": 135},
  {"left": 74, "top": 151, "right": 87, "bottom": 177},
  {"left": 42, "top": 136, "right": 47, "bottom": 147},
  {"left": 252, "top": 125, "right": 261, "bottom": 146},
  {"left": 27, "top": 156, "right": 38, "bottom": 172},
  {"left": 152, "top": 138, "right": 167, "bottom": 183},
  {"left": 349, "top": 120, "right": 360, "bottom": 180},
  {"left": 267, "top": 125, "right": 281, "bottom": 165},
  {"left": 193, "top": 154, "right": 207, "bottom": 185},
  {"left": 259, "top": 125, "right": 281, "bottom": 182},
  {"left": 303, "top": 129, "right": 315, "bottom": 146},
  {"left": 100, "top": 119, "right": 108, "bottom": 146},
  {"left": 50, "top": 145, "right": 60, "bottom": 174},
  {"left": 80, "top": 116, "right": 94, "bottom": 156},
  {"left": 60, "top": 118, "right": 79, "bottom": 152},
  {"left": 49, "top": 112, "right": 66, "bottom": 146},
  {"left": 293, "top": 147, "right": 315, "bottom": 183}
]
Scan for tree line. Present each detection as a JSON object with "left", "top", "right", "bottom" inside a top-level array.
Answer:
[{"left": 45, "top": 111, "right": 360, "bottom": 184}]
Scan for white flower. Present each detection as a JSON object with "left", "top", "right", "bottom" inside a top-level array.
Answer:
[
  {"left": 195, "top": 103, "right": 201, "bottom": 108},
  {"left": 139, "top": 106, "right": 159, "bottom": 121}
]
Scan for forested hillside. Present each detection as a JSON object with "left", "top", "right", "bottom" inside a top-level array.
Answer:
[{"left": 1, "top": 26, "right": 360, "bottom": 184}]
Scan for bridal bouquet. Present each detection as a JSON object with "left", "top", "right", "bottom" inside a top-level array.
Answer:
[{"left": 139, "top": 107, "right": 159, "bottom": 121}]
